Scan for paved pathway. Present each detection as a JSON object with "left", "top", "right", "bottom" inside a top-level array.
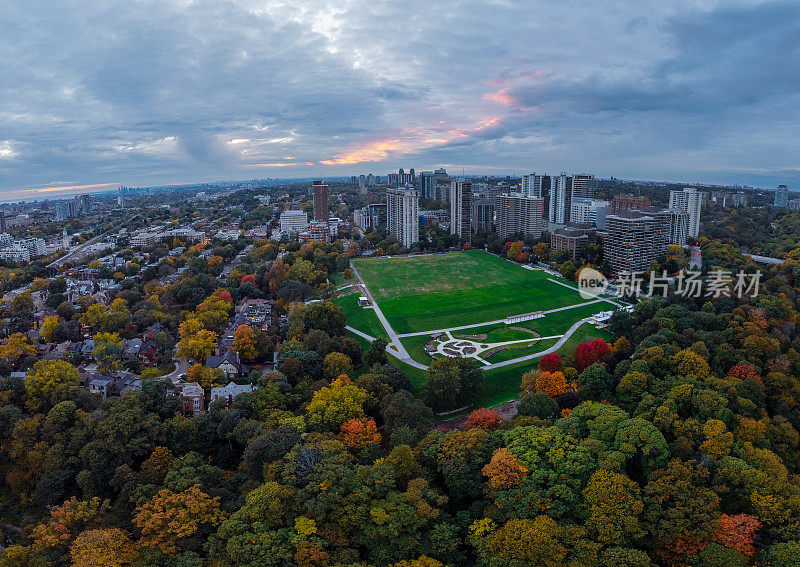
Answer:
[
  {"left": 482, "top": 318, "right": 590, "bottom": 369},
  {"left": 396, "top": 297, "right": 613, "bottom": 338}
]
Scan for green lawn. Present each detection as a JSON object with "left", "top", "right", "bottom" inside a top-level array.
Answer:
[
  {"left": 333, "top": 292, "right": 388, "bottom": 340},
  {"left": 353, "top": 251, "right": 587, "bottom": 334},
  {"left": 482, "top": 338, "right": 558, "bottom": 363}
]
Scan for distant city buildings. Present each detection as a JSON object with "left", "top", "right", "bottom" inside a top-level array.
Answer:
[
  {"left": 449, "top": 180, "right": 472, "bottom": 239},
  {"left": 495, "top": 193, "right": 544, "bottom": 239},
  {"left": 353, "top": 203, "right": 387, "bottom": 231},
  {"left": 387, "top": 168, "right": 415, "bottom": 186},
  {"left": 611, "top": 194, "right": 650, "bottom": 214},
  {"left": 669, "top": 187, "right": 702, "bottom": 239},
  {"left": 387, "top": 187, "right": 419, "bottom": 248},
  {"left": 548, "top": 173, "right": 571, "bottom": 225},
  {"left": 774, "top": 184, "right": 789, "bottom": 208}
]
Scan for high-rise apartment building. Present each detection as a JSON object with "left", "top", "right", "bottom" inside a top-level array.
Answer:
[
  {"left": 521, "top": 173, "right": 550, "bottom": 198},
  {"left": 548, "top": 173, "right": 572, "bottom": 225},
  {"left": 419, "top": 169, "right": 448, "bottom": 200},
  {"left": 449, "top": 180, "right": 472, "bottom": 239},
  {"left": 668, "top": 187, "right": 702, "bottom": 238},
  {"left": 604, "top": 212, "right": 661, "bottom": 273},
  {"left": 387, "top": 187, "right": 419, "bottom": 248},
  {"left": 571, "top": 174, "right": 594, "bottom": 199},
  {"left": 495, "top": 193, "right": 544, "bottom": 239},
  {"left": 312, "top": 181, "right": 329, "bottom": 221},
  {"left": 551, "top": 228, "right": 589, "bottom": 260},
  {"left": 570, "top": 197, "right": 610, "bottom": 226},
  {"left": 471, "top": 198, "right": 495, "bottom": 232},
  {"left": 774, "top": 184, "right": 789, "bottom": 208},
  {"left": 280, "top": 210, "right": 309, "bottom": 232},
  {"left": 611, "top": 194, "right": 651, "bottom": 214}
]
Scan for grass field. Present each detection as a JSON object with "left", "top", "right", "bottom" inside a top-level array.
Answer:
[
  {"left": 353, "top": 251, "right": 589, "bottom": 334},
  {"left": 333, "top": 292, "right": 388, "bottom": 340}
]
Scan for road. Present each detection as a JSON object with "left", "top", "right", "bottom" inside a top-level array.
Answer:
[{"left": 48, "top": 213, "right": 141, "bottom": 269}]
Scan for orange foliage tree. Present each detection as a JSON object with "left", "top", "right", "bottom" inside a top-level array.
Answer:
[
  {"left": 339, "top": 417, "right": 381, "bottom": 449},
  {"left": 482, "top": 448, "right": 529, "bottom": 489},
  {"left": 713, "top": 513, "right": 761, "bottom": 557},
  {"left": 133, "top": 484, "right": 226, "bottom": 556},
  {"left": 534, "top": 371, "right": 571, "bottom": 397},
  {"left": 464, "top": 408, "right": 503, "bottom": 430}
]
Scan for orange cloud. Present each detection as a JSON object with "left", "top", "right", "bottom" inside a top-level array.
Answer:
[
  {"left": 32, "top": 182, "right": 119, "bottom": 193},
  {"left": 320, "top": 116, "right": 504, "bottom": 166}
]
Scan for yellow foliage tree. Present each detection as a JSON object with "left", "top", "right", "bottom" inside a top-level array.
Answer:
[{"left": 69, "top": 528, "right": 138, "bottom": 567}]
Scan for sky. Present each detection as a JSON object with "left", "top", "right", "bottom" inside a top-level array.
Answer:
[{"left": 0, "top": 0, "right": 799, "bottom": 199}]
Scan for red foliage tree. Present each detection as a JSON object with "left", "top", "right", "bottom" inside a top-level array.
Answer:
[
  {"left": 464, "top": 408, "right": 503, "bottom": 430},
  {"left": 217, "top": 290, "right": 233, "bottom": 303},
  {"left": 713, "top": 514, "right": 761, "bottom": 557},
  {"left": 463, "top": 242, "right": 472, "bottom": 250},
  {"left": 241, "top": 274, "right": 257, "bottom": 285},
  {"left": 538, "top": 353, "right": 564, "bottom": 373},
  {"left": 575, "top": 339, "right": 611, "bottom": 371},
  {"left": 339, "top": 417, "right": 381, "bottom": 449},
  {"left": 727, "top": 364, "right": 763, "bottom": 385}
]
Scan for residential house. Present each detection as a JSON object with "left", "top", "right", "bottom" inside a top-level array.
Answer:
[
  {"left": 122, "top": 338, "right": 142, "bottom": 361},
  {"left": 205, "top": 350, "right": 248, "bottom": 379},
  {"left": 211, "top": 382, "right": 257, "bottom": 405},
  {"left": 175, "top": 382, "right": 205, "bottom": 415},
  {"left": 88, "top": 375, "right": 113, "bottom": 397}
]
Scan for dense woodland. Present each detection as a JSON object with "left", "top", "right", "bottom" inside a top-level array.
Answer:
[{"left": 4, "top": 193, "right": 800, "bottom": 565}]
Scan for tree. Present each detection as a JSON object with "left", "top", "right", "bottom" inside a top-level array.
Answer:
[
  {"left": 177, "top": 328, "right": 218, "bottom": 362},
  {"left": 69, "top": 528, "right": 138, "bottom": 567},
  {"left": 538, "top": 353, "right": 564, "bottom": 373},
  {"left": 576, "top": 363, "right": 614, "bottom": 402},
  {"left": 40, "top": 315, "right": 60, "bottom": 343},
  {"left": 713, "top": 514, "right": 760, "bottom": 557},
  {"left": 0, "top": 333, "right": 35, "bottom": 368},
  {"left": 517, "top": 392, "right": 560, "bottom": 419},
  {"left": 672, "top": 348, "right": 711, "bottom": 379},
  {"left": 364, "top": 338, "right": 388, "bottom": 367},
  {"left": 305, "top": 375, "right": 368, "bottom": 431},
  {"left": 25, "top": 360, "right": 80, "bottom": 410},
  {"left": 482, "top": 448, "right": 529, "bottom": 489},
  {"left": 232, "top": 324, "right": 258, "bottom": 361},
  {"left": 583, "top": 469, "right": 644, "bottom": 546},
  {"left": 92, "top": 332, "right": 123, "bottom": 374},
  {"left": 32, "top": 497, "right": 112, "bottom": 548},
  {"left": 575, "top": 339, "right": 611, "bottom": 371},
  {"left": 465, "top": 408, "right": 503, "bottom": 430},
  {"left": 531, "top": 370, "right": 571, "bottom": 398},
  {"left": 423, "top": 357, "right": 482, "bottom": 413},
  {"left": 339, "top": 417, "right": 381, "bottom": 450},
  {"left": 133, "top": 484, "right": 226, "bottom": 556},
  {"left": 323, "top": 351, "right": 353, "bottom": 381},
  {"left": 186, "top": 363, "right": 219, "bottom": 389}
]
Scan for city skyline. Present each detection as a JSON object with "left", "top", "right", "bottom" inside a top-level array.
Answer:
[{"left": 1, "top": 0, "right": 799, "bottom": 196}]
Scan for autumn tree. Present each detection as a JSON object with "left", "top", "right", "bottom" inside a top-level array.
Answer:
[
  {"left": 70, "top": 528, "right": 138, "bottom": 567},
  {"left": 92, "top": 332, "right": 123, "bottom": 374},
  {"left": 232, "top": 324, "right": 258, "bottom": 361},
  {"left": 323, "top": 351, "right": 353, "bottom": 381},
  {"left": 339, "top": 417, "right": 381, "bottom": 450},
  {"left": 39, "top": 315, "right": 60, "bottom": 343},
  {"left": 133, "top": 484, "right": 226, "bottom": 556},
  {"left": 482, "top": 448, "right": 529, "bottom": 489},
  {"left": 305, "top": 375, "right": 368, "bottom": 431},
  {"left": 575, "top": 338, "right": 611, "bottom": 371},
  {"left": 32, "top": 497, "right": 112, "bottom": 549},
  {"left": 713, "top": 514, "right": 760, "bottom": 557},
  {"left": 583, "top": 469, "right": 645, "bottom": 546},
  {"left": 0, "top": 333, "right": 36, "bottom": 368},
  {"left": 464, "top": 408, "right": 503, "bottom": 430},
  {"left": 25, "top": 360, "right": 81, "bottom": 410},
  {"left": 538, "top": 353, "right": 564, "bottom": 373}
]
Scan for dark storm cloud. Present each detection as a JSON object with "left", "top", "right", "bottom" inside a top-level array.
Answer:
[{"left": 0, "top": 0, "right": 798, "bottom": 195}]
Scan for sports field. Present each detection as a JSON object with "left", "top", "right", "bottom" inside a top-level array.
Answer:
[{"left": 353, "top": 251, "right": 587, "bottom": 334}]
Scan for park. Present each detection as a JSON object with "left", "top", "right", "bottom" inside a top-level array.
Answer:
[{"left": 335, "top": 250, "right": 621, "bottom": 408}]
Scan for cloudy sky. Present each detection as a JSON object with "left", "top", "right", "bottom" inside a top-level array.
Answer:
[{"left": 1, "top": 0, "right": 798, "bottom": 199}]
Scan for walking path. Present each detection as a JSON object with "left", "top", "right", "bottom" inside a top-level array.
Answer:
[{"left": 546, "top": 278, "right": 624, "bottom": 308}]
